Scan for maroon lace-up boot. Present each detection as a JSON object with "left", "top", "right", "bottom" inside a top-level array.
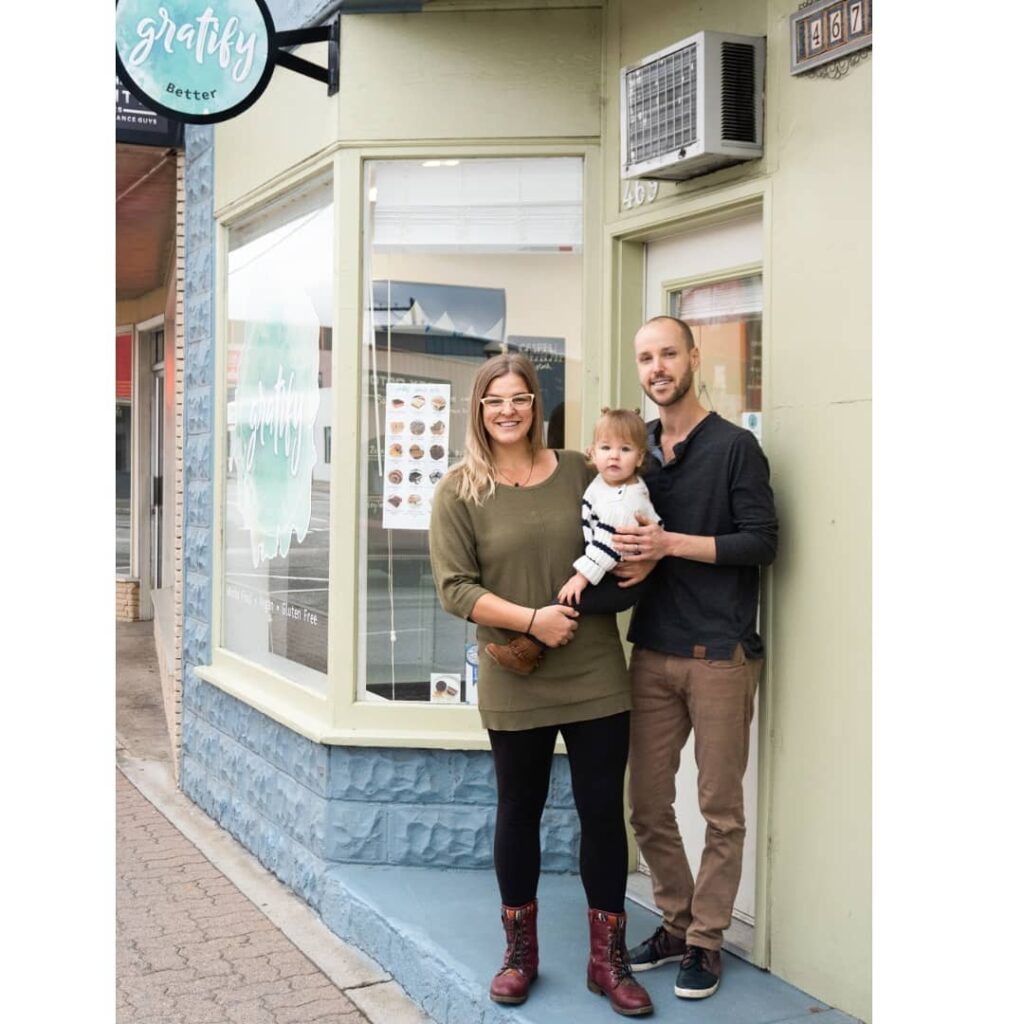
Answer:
[
  {"left": 489, "top": 899, "right": 539, "bottom": 1005},
  {"left": 586, "top": 909, "right": 654, "bottom": 1016}
]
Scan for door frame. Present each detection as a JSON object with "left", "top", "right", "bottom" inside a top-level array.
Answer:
[
  {"left": 605, "top": 178, "right": 775, "bottom": 970},
  {"left": 133, "top": 313, "right": 165, "bottom": 620}
]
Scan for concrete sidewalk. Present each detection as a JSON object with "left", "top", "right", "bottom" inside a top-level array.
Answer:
[{"left": 116, "top": 622, "right": 431, "bottom": 1024}]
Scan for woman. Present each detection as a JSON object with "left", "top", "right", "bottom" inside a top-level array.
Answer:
[{"left": 429, "top": 354, "right": 653, "bottom": 1016}]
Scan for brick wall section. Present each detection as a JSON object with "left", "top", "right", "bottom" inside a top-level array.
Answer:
[
  {"left": 168, "top": 148, "right": 186, "bottom": 782},
  {"left": 117, "top": 579, "right": 140, "bottom": 622}
]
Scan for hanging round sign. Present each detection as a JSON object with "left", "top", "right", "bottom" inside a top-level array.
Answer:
[{"left": 115, "top": 0, "right": 276, "bottom": 124}]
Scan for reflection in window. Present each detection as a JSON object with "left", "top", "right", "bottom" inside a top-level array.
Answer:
[
  {"left": 222, "top": 176, "right": 333, "bottom": 689},
  {"left": 116, "top": 403, "right": 132, "bottom": 573},
  {"left": 669, "top": 274, "right": 762, "bottom": 428},
  {"left": 116, "top": 330, "right": 133, "bottom": 574},
  {"left": 359, "top": 158, "right": 583, "bottom": 702}
]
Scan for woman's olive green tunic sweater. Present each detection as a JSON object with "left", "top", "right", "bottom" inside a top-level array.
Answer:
[{"left": 429, "top": 450, "right": 631, "bottom": 731}]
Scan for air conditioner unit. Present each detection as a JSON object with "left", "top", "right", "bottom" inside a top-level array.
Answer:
[{"left": 621, "top": 31, "right": 765, "bottom": 181}]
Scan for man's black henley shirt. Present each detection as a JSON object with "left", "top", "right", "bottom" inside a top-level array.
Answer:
[{"left": 628, "top": 412, "right": 779, "bottom": 660}]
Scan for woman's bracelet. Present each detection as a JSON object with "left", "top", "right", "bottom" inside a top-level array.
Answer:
[{"left": 526, "top": 609, "right": 537, "bottom": 636}]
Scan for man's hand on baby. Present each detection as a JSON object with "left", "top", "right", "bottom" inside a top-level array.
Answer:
[
  {"left": 614, "top": 514, "right": 671, "bottom": 561},
  {"left": 557, "top": 572, "right": 590, "bottom": 607}
]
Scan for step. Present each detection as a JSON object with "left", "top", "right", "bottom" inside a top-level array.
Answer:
[{"left": 320, "top": 864, "right": 858, "bottom": 1024}]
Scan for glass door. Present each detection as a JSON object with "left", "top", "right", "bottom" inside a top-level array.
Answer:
[{"left": 639, "top": 210, "right": 763, "bottom": 957}]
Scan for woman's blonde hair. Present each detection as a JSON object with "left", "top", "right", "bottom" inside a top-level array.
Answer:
[
  {"left": 450, "top": 353, "right": 546, "bottom": 505},
  {"left": 589, "top": 408, "right": 648, "bottom": 469}
]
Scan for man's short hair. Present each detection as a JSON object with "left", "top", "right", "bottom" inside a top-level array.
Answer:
[{"left": 644, "top": 315, "right": 695, "bottom": 350}]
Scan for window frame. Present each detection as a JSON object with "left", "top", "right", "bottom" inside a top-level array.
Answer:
[{"left": 197, "top": 142, "right": 603, "bottom": 749}]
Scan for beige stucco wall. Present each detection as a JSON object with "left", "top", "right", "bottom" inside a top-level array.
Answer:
[
  {"left": 605, "top": 2, "right": 871, "bottom": 1019},
  {"left": 215, "top": 6, "right": 603, "bottom": 212},
  {"left": 761, "top": 2, "right": 870, "bottom": 1017}
]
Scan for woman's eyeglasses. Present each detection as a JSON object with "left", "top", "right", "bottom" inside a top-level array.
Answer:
[{"left": 480, "top": 393, "right": 536, "bottom": 411}]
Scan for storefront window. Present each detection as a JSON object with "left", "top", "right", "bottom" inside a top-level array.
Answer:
[
  {"left": 359, "top": 157, "right": 583, "bottom": 703},
  {"left": 669, "top": 274, "right": 762, "bottom": 430},
  {"left": 222, "top": 175, "right": 333, "bottom": 689}
]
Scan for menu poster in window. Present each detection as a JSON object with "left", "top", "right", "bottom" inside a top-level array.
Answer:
[{"left": 383, "top": 382, "right": 451, "bottom": 530}]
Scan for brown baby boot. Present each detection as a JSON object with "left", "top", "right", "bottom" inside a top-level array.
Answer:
[{"left": 484, "top": 634, "right": 545, "bottom": 675}]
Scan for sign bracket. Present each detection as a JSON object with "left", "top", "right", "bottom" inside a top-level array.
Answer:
[{"left": 274, "top": 14, "right": 340, "bottom": 96}]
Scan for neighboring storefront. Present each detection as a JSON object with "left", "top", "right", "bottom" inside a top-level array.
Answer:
[
  {"left": 116, "top": 76, "right": 185, "bottom": 766},
  {"left": 176, "top": 2, "right": 870, "bottom": 1020}
]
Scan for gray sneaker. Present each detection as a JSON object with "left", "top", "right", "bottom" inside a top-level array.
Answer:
[
  {"left": 626, "top": 925, "right": 688, "bottom": 972},
  {"left": 673, "top": 945, "right": 721, "bottom": 998}
]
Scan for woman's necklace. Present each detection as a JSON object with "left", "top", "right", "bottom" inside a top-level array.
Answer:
[{"left": 497, "top": 452, "right": 536, "bottom": 488}]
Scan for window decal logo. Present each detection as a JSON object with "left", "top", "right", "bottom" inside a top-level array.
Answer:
[{"left": 230, "top": 305, "right": 321, "bottom": 567}]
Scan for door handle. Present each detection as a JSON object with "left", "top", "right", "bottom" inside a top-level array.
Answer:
[{"left": 152, "top": 475, "right": 163, "bottom": 509}]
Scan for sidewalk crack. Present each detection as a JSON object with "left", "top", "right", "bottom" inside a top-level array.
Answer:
[{"left": 340, "top": 977, "right": 395, "bottom": 993}]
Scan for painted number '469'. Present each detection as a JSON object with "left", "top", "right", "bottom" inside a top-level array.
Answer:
[{"left": 622, "top": 180, "right": 659, "bottom": 209}]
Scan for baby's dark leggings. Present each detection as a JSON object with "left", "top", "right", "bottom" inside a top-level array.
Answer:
[{"left": 562, "top": 571, "right": 653, "bottom": 615}]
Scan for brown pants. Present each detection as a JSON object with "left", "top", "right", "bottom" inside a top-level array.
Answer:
[{"left": 628, "top": 644, "right": 762, "bottom": 951}]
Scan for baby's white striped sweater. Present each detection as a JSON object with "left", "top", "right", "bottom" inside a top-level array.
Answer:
[{"left": 572, "top": 476, "right": 663, "bottom": 586}]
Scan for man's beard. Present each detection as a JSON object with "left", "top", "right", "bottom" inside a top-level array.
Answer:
[{"left": 643, "top": 369, "right": 693, "bottom": 407}]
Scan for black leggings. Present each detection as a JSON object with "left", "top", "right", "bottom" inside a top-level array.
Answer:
[{"left": 488, "top": 711, "right": 630, "bottom": 912}]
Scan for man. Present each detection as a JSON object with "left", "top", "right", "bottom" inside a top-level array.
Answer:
[{"left": 612, "top": 315, "right": 778, "bottom": 1000}]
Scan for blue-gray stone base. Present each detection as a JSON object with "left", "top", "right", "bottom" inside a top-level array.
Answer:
[{"left": 181, "top": 675, "right": 581, "bottom": 893}]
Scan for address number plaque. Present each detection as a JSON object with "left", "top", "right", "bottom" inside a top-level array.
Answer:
[{"left": 791, "top": 0, "right": 872, "bottom": 76}]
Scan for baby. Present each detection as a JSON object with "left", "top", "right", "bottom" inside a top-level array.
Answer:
[{"left": 485, "top": 408, "right": 661, "bottom": 675}]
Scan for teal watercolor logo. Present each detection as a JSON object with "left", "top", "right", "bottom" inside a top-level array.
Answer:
[
  {"left": 232, "top": 318, "right": 321, "bottom": 566},
  {"left": 115, "top": 0, "right": 274, "bottom": 123}
]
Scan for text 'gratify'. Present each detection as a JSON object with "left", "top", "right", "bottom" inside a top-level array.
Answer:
[{"left": 128, "top": 6, "right": 260, "bottom": 85}]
